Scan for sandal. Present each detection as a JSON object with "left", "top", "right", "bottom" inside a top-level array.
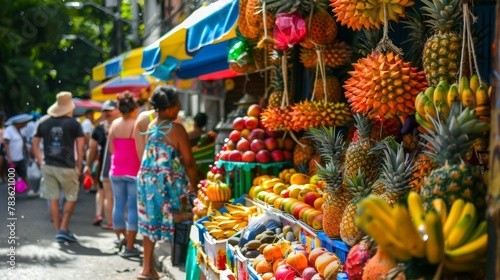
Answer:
[
  {"left": 101, "top": 223, "right": 113, "bottom": 230},
  {"left": 93, "top": 215, "right": 103, "bottom": 226}
]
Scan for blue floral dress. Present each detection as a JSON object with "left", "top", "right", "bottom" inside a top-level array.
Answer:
[{"left": 137, "top": 120, "right": 187, "bottom": 242}]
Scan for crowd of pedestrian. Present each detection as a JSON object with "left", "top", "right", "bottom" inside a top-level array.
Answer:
[{"left": 0, "top": 85, "right": 200, "bottom": 280}]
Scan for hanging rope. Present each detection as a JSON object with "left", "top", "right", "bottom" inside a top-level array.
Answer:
[
  {"left": 459, "top": 2, "right": 483, "bottom": 85},
  {"left": 280, "top": 52, "right": 289, "bottom": 109},
  {"left": 376, "top": 3, "right": 403, "bottom": 56}
]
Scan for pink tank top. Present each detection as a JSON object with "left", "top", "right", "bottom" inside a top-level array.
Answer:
[{"left": 109, "top": 138, "right": 140, "bottom": 176}]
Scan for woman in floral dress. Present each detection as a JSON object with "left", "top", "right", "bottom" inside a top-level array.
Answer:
[{"left": 136, "top": 86, "right": 198, "bottom": 280}]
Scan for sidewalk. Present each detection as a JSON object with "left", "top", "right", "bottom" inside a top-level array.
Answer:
[{"left": 154, "top": 242, "right": 186, "bottom": 280}]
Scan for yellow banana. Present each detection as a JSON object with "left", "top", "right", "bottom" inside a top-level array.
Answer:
[
  {"left": 424, "top": 86, "right": 435, "bottom": 102},
  {"left": 461, "top": 87, "right": 477, "bottom": 108},
  {"left": 360, "top": 215, "right": 412, "bottom": 261},
  {"left": 209, "top": 229, "right": 225, "bottom": 238},
  {"left": 224, "top": 229, "right": 238, "bottom": 238},
  {"left": 443, "top": 198, "right": 465, "bottom": 239},
  {"left": 424, "top": 210, "right": 445, "bottom": 264},
  {"left": 443, "top": 257, "right": 486, "bottom": 272},
  {"left": 433, "top": 84, "right": 448, "bottom": 105},
  {"left": 218, "top": 220, "right": 238, "bottom": 229},
  {"left": 459, "top": 75, "right": 469, "bottom": 96},
  {"left": 407, "top": 191, "right": 426, "bottom": 234},
  {"left": 356, "top": 195, "right": 396, "bottom": 233},
  {"left": 424, "top": 100, "right": 438, "bottom": 122},
  {"left": 431, "top": 198, "right": 448, "bottom": 226},
  {"left": 469, "top": 74, "right": 480, "bottom": 93},
  {"left": 447, "top": 83, "right": 460, "bottom": 107},
  {"left": 392, "top": 203, "right": 426, "bottom": 258},
  {"left": 467, "top": 220, "right": 488, "bottom": 243},
  {"left": 446, "top": 202, "right": 478, "bottom": 250},
  {"left": 445, "top": 233, "right": 488, "bottom": 263},
  {"left": 437, "top": 102, "right": 450, "bottom": 120},
  {"left": 475, "top": 85, "right": 490, "bottom": 107},
  {"left": 415, "top": 92, "right": 429, "bottom": 116}
]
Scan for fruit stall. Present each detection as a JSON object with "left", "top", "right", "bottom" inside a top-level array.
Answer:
[{"left": 186, "top": 0, "right": 497, "bottom": 279}]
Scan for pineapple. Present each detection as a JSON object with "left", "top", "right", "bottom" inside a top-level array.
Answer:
[
  {"left": 284, "top": 100, "right": 353, "bottom": 131},
  {"left": 308, "top": 126, "right": 349, "bottom": 239},
  {"left": 237, "top": 0, "right": 259, "bottom": 41},
  {"left": 330, "top": 0, "right": 415, "bottom": 31},
  {"left": 340, "top": 170, "right": 373, "bottom": 246},
  {"left": 300, "top": 41, "right": 353, "bottom": 69},
  {"left": 376, "top": 138, "right": 415, "bottom": 206},
  {"left": 421, "top": 0, "right": 463, "bottom": 86},
  {"left": 344, "top": 114, "right": 380, "bottom": 187},
  {"left": 344, "top": 51, "right": 428, "bottom": 119},
  {"left": 245, "top": 0, "right": 262, "bottom": 40},
  {"left": 300, "top": 6, "right": 337, "bottom": 49},
  {"left": 312, "top": 74, "right": 342, "bottom": 103},
  {"left": 264, "top": 0, "right": 314, "bottom": 15},
  {"left": 268, "top": 65, "right": 285, "bottom": 107},
  {"left": 419, "top": 101, "right": 489, "bottom": 217}
]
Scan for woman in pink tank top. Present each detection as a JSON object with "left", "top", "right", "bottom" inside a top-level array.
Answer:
[{"left": 108, "top": 92, "right": 141, "bottom": 257}]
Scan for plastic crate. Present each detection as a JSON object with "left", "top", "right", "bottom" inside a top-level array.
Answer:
[
  {"left": 226, "top": 239, "right": 238, "bottom": 275},
  {"left": 247, "top": 261, "right": 262, "bottom": 280},
  {"left": 318, "top": 232, "right": 350, "bottom": 264},
  {"left": 203, "top": 231, "right": 231, "bottom": 271},
  {"left": 216, "top": 160, "right": 292, "bottom": 199},
  {"left": 337, "top": 272, "right": 349, "bottom": 280},
  {"left": 235, "top": 246, "right": 255, "bottom": 280}
]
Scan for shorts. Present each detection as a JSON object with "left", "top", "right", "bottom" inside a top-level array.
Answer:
[
  {"left": 40, "top": 165, "right": 80, "bottom": 202},
  {"left": 12, "top": 160, "right": 27, "bottom": 178}
]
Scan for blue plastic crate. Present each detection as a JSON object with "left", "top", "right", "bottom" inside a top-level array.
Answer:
[
  {"left": 318, "top": 231, "right": 335, "bottom": 252},
  {"left": 337, "top": 272, "right": 349, "bottom": 280},
  {"left": 317, "top": 232, "right": 350, "bottom": 264},
  {"left": 247, "top": 262, "right": 261, "bottom": 280}
]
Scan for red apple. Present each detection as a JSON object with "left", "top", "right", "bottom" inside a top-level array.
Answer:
[
  {"left": 228, "top": 150, "right": 242, "bottom": 162},
  {"left": 245, "top": 116, "right": 260, "bottom": 130},
  {"left": 255, "top": 150, "right": 271, "bottom": 163},
  {"left": 228, "top": 130, "right": 242, "bottom": 142},
  {"left": 281, "top": 189, "right": 290, "bottom": 198},
  {"left": 271, "top": 149, "right": 285, "bottom": 162},
  {"left": 250, "top": 139, "right": 266, "bottom": 153},
  {"left": 242, "top": 151, "right": 256, "bottom": 162},
  {"left": 264, "top": 137, "right": 279, "bottom": 151},
  {"left": 302, "top": 267, "right": 319, "bottom": 280},
  {"left": 274, "top": 265, "right": 296, "bottom": 280},
  {"left": 283, "top": 150, "right": 293, "bottom": 161},
  {"left": 247, "top": 128, "right": 266, "bottom": 142},
  {"left": 220, "top": 151, "right": 230, "bottom": 161},
  {"left": 236, "top": 138, "right": 250, "bottom": 151},
  {"left": 308, "top": 247, "right": 329, "bottom": 267},
  {"left": 247, "top": 104, "right": 263, "bottom": 117},
  {"left": 304, "top": 192, "right": 321, "bottom": 207},
  {"left": 264, "top": 127, "right": 284, "bottom": 138},
  {"left": 232, "top": 117, "right": 246, "bottom": 131}
]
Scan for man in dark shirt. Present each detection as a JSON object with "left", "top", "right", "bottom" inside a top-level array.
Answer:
[{"left": 32, "top": 91, "right": 85, "bottom": 242}]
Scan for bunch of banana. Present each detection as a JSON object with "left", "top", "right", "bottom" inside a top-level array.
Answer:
[
  {"left": 278, "top": 168, "right": 297, "bottom": 184},
  {"left": 203, "top": 203, "right": 260, "bottom": 240},
  {"left": 356, "top": 192, "right": 487, "bottom": 273},
  {"left": 415, "top": 74, "right": 491, "bottom": 132},
  {"left": 206, "top": 181, "right": 232, "bottom": 202}
]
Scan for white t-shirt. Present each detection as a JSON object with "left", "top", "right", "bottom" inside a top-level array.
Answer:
[
  {"left": 81, "top": 118, "right": 94, "bottom": 135},
  {"left": 3, "top": 125, "right": 25, "bottom": 161}
]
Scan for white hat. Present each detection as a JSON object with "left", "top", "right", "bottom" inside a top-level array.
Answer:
[
  {"left": 5, "top": 113, "right": 33, "bottom": 125},
  {"left": 47, "top": 91, "right": 75, "bottom": 117}
]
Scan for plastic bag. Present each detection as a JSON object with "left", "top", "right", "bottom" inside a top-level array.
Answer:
[
  {"left": 27, "top": 161, "right": 41, "bottom": 181},
  {"left": 273, "top": 12, "right": 307, "bottom": 51},
  {"left": 15, "top": 178, "right": 28, "bottom": 194},
  {"left": 238, "top": 209, "right": 282, "bottom": 247},
  {"left": 83, "top": 174, "right": 94, "bottom": 191}
]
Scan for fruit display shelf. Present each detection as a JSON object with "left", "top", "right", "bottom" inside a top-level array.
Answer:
[{"left": 216, "top": 159, "right": 292, "bottom": 199}]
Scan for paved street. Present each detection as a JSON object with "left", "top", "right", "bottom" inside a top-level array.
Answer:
[{"left": 0, "top": 181, "right": 145, "bottom": 280}]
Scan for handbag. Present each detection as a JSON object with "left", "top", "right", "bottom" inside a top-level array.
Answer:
[{"left": 15, "top": 178, "right": 29, "bottom": 194}]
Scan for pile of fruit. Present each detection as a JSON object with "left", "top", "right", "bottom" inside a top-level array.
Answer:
[{"left": 202, "top": 203, "right": 260, "bottom": 240}]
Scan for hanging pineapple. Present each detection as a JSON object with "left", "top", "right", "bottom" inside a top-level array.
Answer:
[
  {"left": 293, "top": 137, "right": 316, "bottom": 171},
  {"left": 312, "top": 74, "right": 342, "bottom": 103},
  {"left": 267, "top": 65, "right": 287, "bottom": 108},
  {"left": 340, "top": 170, "right": 373, "bottom": 246},
  {"left": 237, "top": 0, "right": 259, "bottom": 41},
  {"left": 419, "top": 101, "right": 489, "bottom": 217},
  {"left": 421, "top": 0, "right": 463, "bottom": 86},
  {"left": 329, "top": 0, "right": 415, "bottom": 30},
  {"left": 300, "top": 41, "right": 353, "bottom": 68},
  {"left": 244, "top": 0, "right": 262, "bottom": 40},
  {"left": 300, "top": 6, "right": 337, "bottom": 49}
]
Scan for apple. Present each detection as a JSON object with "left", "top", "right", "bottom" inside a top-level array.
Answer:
[
  {"left": 283, "top": 150, "right": 293, "bottom": 161},
  {"left": 264, "top": 127, "right": 285, "bottom": 138},
  {"left": 304, "top": 192, "right": 321, "bottom": 207},
  {"left": 281, "top": 189, "right": 290, "bottom": 198},
  {"left": 228, "top": 150, "right": 242, "bottom": 162},
  {"left": 220, "top": 151, "right": 229, "bottom": 161},
  {"left": 274, "top": 265, "right": 296, "bottom": 280},
  {"left": 225, "top": 140, "right": 236, "bottom": 151},
  {"left": 242, "top": 150, "right": 256, "bottom": 162},
  {"left": 277, "top": 138, "right": 285, "bottom": 149},
  {"left": 308, "top": 247, "right": 329, "bottom": 267},
  {"left": 283, "top": 137, "right": 296, "bottom": 150},
  {"left": 228, "top": 130, "right": 242, "bottom": 142},
  {"left": 245, "top": 116, "right": 260, "bottom": 130},
  {"left": 271, "top": 149, "right": 285, "bottom": 162},
  {"left": 236, "top": 138, "right": 250, "bottom": 151},
  {"left": 247, "top": 128, "right": 266, "bottom": 142},
  {"left": 232, "top": 117, "right": 246, "bottom": 131},
  {"left": 264, "top": 137, "right": 279, "bottom": 151},
  {"left": 302, "top": 267, "right": 319, "bottom": 280},
  {"left": 250, "top": 139, "right": 266, "bottom": 153},
  {"left": 255, "top": 150, "right": 271, "bottom": 163},
  {"left": 241, "top": 128, "right": 251, "bottom": 139},
  {"left": 247, "top": 104, "right": 263, "bottom": 117}
]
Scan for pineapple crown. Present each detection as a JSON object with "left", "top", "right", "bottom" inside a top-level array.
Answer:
[
  {"left": 377, "top": 137, "right": 415, "bottom": 195},
  {"left": 316, "top": 161, "right": 344, "bottom": 190},
  {"left": 345, "top": 168, "right": 374, "bottom": 198},
  {"left": 306, "top": 126, "right": 346, "bottom": 165},
  {"left": 402, "top": 8, "right": 432, "bottom": 67},
  {"left": 421, "top": 0, "right": 462, "bottom": 33},
  {"left": 271, "top": 65, "right": 284, "bottom": 91},
  {"left": 353, "top": 114, "right": 372, "bottom": 139},
  {"left": 420, "top": 101, "right": 490, "bottom": 165}
]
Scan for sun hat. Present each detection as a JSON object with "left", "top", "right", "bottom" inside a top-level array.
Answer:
[
  {"left": 5, "top": 113, "right": 33, "bottom": 126},
  {"left": 47, "top": 91, "right": 75, "bottom": 117},
  {"left": 102, "top": 100, "right": 117, "bottom": 111}
]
